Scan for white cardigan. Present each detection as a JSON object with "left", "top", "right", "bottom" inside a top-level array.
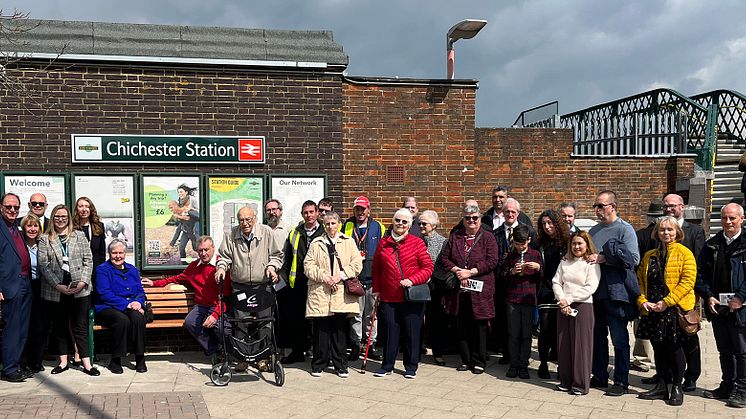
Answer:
[{"left": 551, "top": 257, "right": 601, "bottom": 305}]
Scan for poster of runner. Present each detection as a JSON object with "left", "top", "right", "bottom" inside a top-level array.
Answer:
[
  {"left": 1, "top": 173, "right": 68, "bottom": 218},
  {"left": 73, "top": 174, "right": 138, "bottom": 266},
  {"left": 140, "top": 174, "right": 202, "bottom": 270},
  {"left": 206, "top": 175, "right": 264, "bottom": 248},
  {"left": 269, "top": 175, "right": 326, "bottom": 228}
]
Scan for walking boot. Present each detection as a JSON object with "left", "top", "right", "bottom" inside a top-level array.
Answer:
[
  {"left": 668, "top": 384, "right": 683, "bottom": 406},
  {"left": 638, "top": 379, "right": 668, "bottom": 400}
]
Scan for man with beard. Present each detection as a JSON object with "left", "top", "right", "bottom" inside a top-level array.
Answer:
[{"left": 265, "top": 199, "right": 291, "bottom": 244}]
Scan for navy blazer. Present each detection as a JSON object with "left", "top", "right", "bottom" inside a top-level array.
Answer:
[{"left": 0, "top": 221, "right": 24, "bottom": 299}]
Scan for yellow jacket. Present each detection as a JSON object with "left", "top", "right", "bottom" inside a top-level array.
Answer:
[{"left": 636, "top": 242, "right": 696, "bottom": 312}]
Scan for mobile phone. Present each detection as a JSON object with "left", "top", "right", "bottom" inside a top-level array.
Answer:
[
  {"left": 568, "top": 308, "right": 579, "bottom": 317},
  {"left": 68, "top": 281, "right": 81, "bottom": 289}
]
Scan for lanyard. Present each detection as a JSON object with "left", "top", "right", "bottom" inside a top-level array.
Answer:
[
  {"left": 353, "top": 225, "right": 368, "bottom": 251},
  {"left": 59, "top": 236, "right": 68, "bottom": 257}
]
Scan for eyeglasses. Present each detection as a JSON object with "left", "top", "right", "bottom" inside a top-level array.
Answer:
[
  {"left": 238, "top": 217, "right": 255, "bottom": 224},
  {"left": 404, "top": 206, "right": 417, "bottom": 210},
  {"left": 463, "top": 216, "right": 480, "bottom": 222},
  {"left": 593, "top": 203, "right": 612, "bottom": 210},
  {"left": 394, "top": 218, "right": 409, "bottom": 225},
  {"left": 662, "top": 204, "right": 680, "bottom": 209},
  {"left": 53, "top": 215, "right": 69, "bottom": 220},
  {"left": 3, "top": 205, "right": 20, "bottom": 211},
  {"left": 30, "top": 201, "right": 47, "bottom": 207}
]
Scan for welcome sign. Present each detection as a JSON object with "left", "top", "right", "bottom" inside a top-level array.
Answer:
[{"left": 71, "top": 134, "right": 265, "bottom": 164}]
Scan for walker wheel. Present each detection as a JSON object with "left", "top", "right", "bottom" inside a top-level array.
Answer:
[
  {"left": 274, "top": 361, "right": 285, "bottom": 387},
  {"left": 210, "top": 362, "right": 232, "bottom": 386}
]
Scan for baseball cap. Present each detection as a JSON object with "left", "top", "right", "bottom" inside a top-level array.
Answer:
[{"left": 353, "top": 196, "right": 370, "bottom": 208}]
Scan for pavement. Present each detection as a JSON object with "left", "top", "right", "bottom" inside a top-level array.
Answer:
[{"left": 1, "top": 321, "right": 744, "bottom": 419}]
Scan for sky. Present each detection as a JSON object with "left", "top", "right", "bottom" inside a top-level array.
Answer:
[{"left": 4, "top": 0, "right": 746, "bottom": 127}]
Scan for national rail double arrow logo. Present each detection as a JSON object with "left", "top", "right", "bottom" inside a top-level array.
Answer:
[{"left": 238, "top": 138, "right": 264, "bottom": 162}]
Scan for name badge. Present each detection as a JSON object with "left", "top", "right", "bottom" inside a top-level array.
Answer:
[
  {"left": 62, "top": 263, "right": 70, "bottom": 273},
  {"left": 461, "top": 279, "right": 484, "bottom": 293},
  {"left": 719, "top": 293, "right": 736, "bottom": 305}
]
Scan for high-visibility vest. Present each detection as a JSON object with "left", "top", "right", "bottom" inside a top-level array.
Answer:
[{"left": 287, "top": 229, "right": 302, "bottom": 288}]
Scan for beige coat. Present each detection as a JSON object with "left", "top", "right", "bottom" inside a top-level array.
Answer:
[
  {"left": 304, "top": 233, "right": 363, "bottom": 317},
  {"left": 217, "top": 224, "right": 283, "bottom": 284}
]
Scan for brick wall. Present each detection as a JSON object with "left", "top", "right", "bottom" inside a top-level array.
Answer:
[
  {"left": 342, "top": 82, "right": 478, "bottom": 227},
  {"left": 474, "top": 128, "right": 696, "bottom": 229},
  {"left": 0, "top": 62, "right": 344, "bottom": 200}
]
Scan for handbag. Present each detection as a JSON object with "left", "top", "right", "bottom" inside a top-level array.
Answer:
[
  {"left": 330, "top": 240, "right": 365, "bottom": 297},
  {"left": 143, "top": 301, "right": 155, "bottom": 324},
  {"left": 394, "top": 245, "right": 431, "bottom": 302},
  {"left": 430, "top": 264, "right": 459, "bottom": 291},
  {"left": 676, "top": 306, "right": 701, "bottom": 335}
]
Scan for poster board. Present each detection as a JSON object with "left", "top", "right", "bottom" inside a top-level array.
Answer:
[
  {"left": 1, "top": 173, "right": 69, "bottom": 218},
  {"left": 140, "top": 174, "right": 202, "bottom": 270},
  {"left": 269, "top": 175, "right": 327, "bottom": 228},
  {"left": 73, "top": 174, "right": 138, "bottom": 266},
  {"left": 206, "top": 175, "right": 265, "bottom": 249}
]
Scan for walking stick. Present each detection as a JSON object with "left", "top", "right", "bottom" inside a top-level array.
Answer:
[{"left": 359, "top": 293, "right": 380, "bottom": 374}]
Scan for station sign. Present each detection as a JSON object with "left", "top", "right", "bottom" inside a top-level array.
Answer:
[{"left": 71, "top": 134, "right": 265, "bottom": 164}]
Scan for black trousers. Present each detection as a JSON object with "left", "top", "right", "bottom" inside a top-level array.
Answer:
[
  {"left": 457, "top": 293, "right": 488, "bottom": 368},
  {"left": 711, "top": 314, "right": 746, "bottom": 391},
  {"left": 380, "top": 302, "right": 425, "bottom": 373},
  {"left": 538, "top": 306, "right": 558, "bottom": 363},
  {"left": 424, "top": 290, "right": 451, "bottom": 357},
  {"left": 311, "top": 314, "right": 348, "bottom": 372},
  {"left": 47, "top": 295, "right": 90, "bottom": 358},
  {"left": 683, "top": 333, "right": 701, "bottom": 382},
  {"left": 492, "top": 283, "right": 510, "bottom": 358},
  {"left": 96, "top": 308, "right": 146, "bottom": 358},
  {"left": 23, "top": 280, "right": 50, "bottom": 368},
  {"left": 279, "top": 281, "right": 311, "bottom": 355},
  {"left": 652, "top": 339, "right": 686, "bottom": 385}
]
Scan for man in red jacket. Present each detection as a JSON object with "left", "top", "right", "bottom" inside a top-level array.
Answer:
[{"left": 142, "top": 236, "right": 231, "bottom": 357}]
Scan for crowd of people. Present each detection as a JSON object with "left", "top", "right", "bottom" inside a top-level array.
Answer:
[{"left": 1, "top": 187, "right": 745, "bottom": 409}]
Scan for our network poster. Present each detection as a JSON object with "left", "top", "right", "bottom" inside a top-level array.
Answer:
[
  {"left": 73, "top": 175, "right": 138, "bottom": 266},
  {"left": 207, "top": 176, "right": 264, "bottom": 248},
  {"left": 269, "top": 175, "right": 326, "bottom": 228},
  {"left": 2, "top": 174, "right": 67, "bottom": 217},
  {"left": 140, "top": 175, "right": 201, "bottom": 270}
]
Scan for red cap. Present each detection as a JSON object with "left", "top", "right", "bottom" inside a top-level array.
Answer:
[{"left": 353, "top": 196, "right": 370, "bottom": 208}]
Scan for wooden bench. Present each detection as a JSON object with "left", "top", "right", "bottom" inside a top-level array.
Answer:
[{"left": 93, "top": 284, "right": 195, "bottom": 330}]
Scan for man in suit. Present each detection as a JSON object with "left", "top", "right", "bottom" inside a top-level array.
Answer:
[
  {"left": 481, "top": 186, "right": 533, "bottom": 231},
  {"left": 23, "top": 193, "right": 50, "bottom": 234},
  {"left": 492, "top": 198, "right": 537, "bottom": 364},
  {"left": 0, "top": 193, "right": 33, "bottom": 382}
]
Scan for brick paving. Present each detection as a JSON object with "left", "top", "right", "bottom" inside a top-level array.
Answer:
[{"left": 1, "top": 322, "right": 744, "bottom": 418}]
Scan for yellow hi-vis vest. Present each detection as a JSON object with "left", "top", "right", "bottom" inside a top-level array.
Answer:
[{"left": 287, "top": 229, "right": 302, "bottom": 288}]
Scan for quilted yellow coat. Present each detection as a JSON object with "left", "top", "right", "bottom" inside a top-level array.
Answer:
[{"left": 636, "top": 242, "right": 696, "bottom": 312}]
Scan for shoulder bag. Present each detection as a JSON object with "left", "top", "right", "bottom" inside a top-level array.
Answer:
[
  {"left": 676, "top": 306, "right": 701, "bottom": 335},
  {"left": 394, "top": 245, "right": 431, "bottom": 302},
  {"left": 330, "top": 240, "right": 365, "bottom": 297}
]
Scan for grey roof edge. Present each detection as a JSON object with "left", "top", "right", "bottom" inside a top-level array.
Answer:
[
  {"left": 0, "top": 18, "right": 349, "bottom": 68},
  {"left": 344, "top": 75, "right": 479, "bottom": 88}
]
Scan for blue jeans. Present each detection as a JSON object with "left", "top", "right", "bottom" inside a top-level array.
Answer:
[
  {"left": 184, "top": 305, "right": 227, "bottom": 356},
  {"left": 592, "top": 300, "right": 631, "bottom": 387}
]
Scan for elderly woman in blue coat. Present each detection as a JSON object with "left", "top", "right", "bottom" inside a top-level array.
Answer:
[{"left": 93, "top": 239, "right": 147, "bottom": 374}]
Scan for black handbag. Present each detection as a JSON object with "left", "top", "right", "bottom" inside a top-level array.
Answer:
[
  {"left": 430, "top": 263, "right": 459, "bottom": 291},
  {"left": 143, "top": 301, "right": 155, "bottom": 323},
  {"left": 394, "top": 245, "right": 431, "bottom": 302}
]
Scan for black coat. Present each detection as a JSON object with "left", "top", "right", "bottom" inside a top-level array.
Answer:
[{"left": 481, "top": 207, "right": 533, "bottom": 230}]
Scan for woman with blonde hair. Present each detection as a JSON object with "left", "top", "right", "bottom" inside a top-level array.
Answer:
[
  {"left": 636, "top": 216, "right": 696, "bottom": 406},
  {"left": 38, "top": 204, "right": 97, "bottom": 376}
]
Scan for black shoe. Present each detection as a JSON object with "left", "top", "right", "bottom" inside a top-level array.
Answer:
[
  {"left": 518, "top": 368, "right": 530, "bottom": 379},
  {"left": 456, "top": 364, "right": 470, "bottom": 372},
  {"left": 135, "top": 357, "right": 147, "bottom": 373},
  {"left": 537, "top": 363, "right": 550, "bottom": 379},
  {"left": 604, "top": 384, "right": 628, "bottom": 397},
  {"left": 29, "top": 364, "right": 45, "bottom": 373},
  {"left": 682, "top": 378, "right": 697, "bottom": 392},
  {"left": 638, "top": 380, "right": 668, "bottom": 400},
  {"left": 347, "top": 345, "right": 360, "bottom": 361},
  {"left": 51, "top": 364, "right": 69, "bottom": 374},
  {"left": 20, "top": 367, "right": 35, "bottom": 379},
  {"left": 668, "top": 384, "right": 683, "bottom": 406},
  {"left": 640, "top": 374, "right": 659, "bottom": 385},
  {"left": 590, "top": 377, "right": 609, "bottom": 389},
  {"left": 703, "top": 386, "right": 732, "bottom": 400},
  {"left": 506, "top": 367, "right": 518, "bottom": 378},
  {"left": 108, "top": 358, "right": 124, "bottom": 375},
  {"left": 726, "top": 390, "right": 746, "bottom": 408},
  {"left": 83, "top": 367, "right": 101, "bottom": 377},
  {"left": 0, "top": 371, "right": 26, "bottom": 382},
  {"left": 433, "top": 356, "right": 446, "bottom": 366},
  {"left": 280, "top": 353, "right": 305, "bottom": 365}
]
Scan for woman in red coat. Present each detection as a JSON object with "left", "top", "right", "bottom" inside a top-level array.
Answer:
[
  {"left": 372, "top": 208, "right": 433, "bottom": 379},
  {"left": 441, "top": 204, "right": 499, "bottom": 374}
]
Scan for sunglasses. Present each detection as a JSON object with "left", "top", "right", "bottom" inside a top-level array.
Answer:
[
  {"left": 418, "top": 222, "right": 429, "bottom": 227},
  {"left": 30, "top": 201, "right": 47, "bottom": 207},
  {"left": 463, "top": 216, "right": 480, "bottom": 222},
  {"left": 3, "top": 205, "right": 20, "bottom": 211},
  {"left": 593, "top": 203, "right": 612, "bottom": 210},
  {"left": 394, "top": 218, "right": 409, "bottom": 225}
]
